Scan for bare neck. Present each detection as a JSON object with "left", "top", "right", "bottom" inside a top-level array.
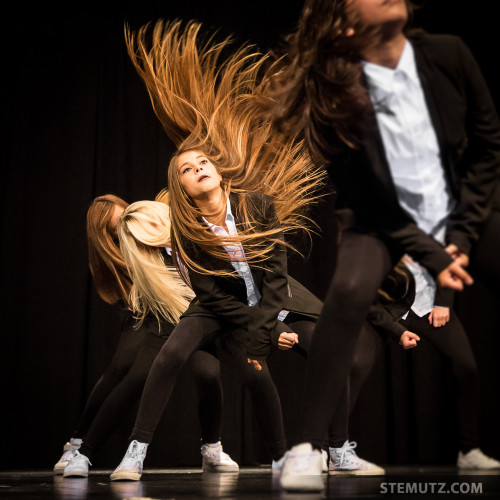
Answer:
[
  {"left": 362, "top": 32, "right": 407, "bottom": 69},
  {"left": 196, "top": 188, "right": 227, "bottom": 228}
]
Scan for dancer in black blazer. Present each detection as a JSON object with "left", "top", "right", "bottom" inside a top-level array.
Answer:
[
  {"left": 262, "top": 0, "right": 500, "bottom": 491},
  {"left": 368, "top": 260, "right": 500, "bottom": 470}
]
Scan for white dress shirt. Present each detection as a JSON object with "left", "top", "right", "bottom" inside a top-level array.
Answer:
[
  {"left": 402, "top": 255, "right": 436, "bottom": 318},
  {"left": 363, "top": 40, "right": 455, "bottom": 245}
]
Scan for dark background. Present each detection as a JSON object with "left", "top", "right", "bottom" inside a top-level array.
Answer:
[{"left": 2, "top": 0, "right": 499, "bottom": 470}]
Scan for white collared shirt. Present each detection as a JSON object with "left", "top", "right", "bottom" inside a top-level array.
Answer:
[
  {"left": 401, "top": 255, "right": 436, "bottom": 318},
  {"left": 363, "top": 40, "right": 455, "bottom": 244},
  {"left": 202, "top": 198, "right": 289, "bottom": 321}
]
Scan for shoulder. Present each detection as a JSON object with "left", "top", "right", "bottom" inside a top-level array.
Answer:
[
  {"left": 231, "top": 191, "right": 275, "bottom": 215},
  {"left": 410, "top": 32, "right": 472, "bottom": 64}
]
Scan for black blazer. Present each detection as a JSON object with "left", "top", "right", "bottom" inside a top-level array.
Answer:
[
  {"left": 368, "top": 262, "right": 454, "bottom": 342},
  {"left": 180, "top": 192, "right": 322, "bottom": 360},
  {"left": 329, "top": 33, "right": 500, "bottom": 277}
]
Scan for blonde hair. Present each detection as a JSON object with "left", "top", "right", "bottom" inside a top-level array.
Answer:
[
  {"left": 87, "top": 194, "right": 132, "bottom": 304},
  {"left": 125, "top": 20, "right": 327, "bottom": 275},
  {"left": 117, "top": 200, "right": 194, "bottom": 324}
]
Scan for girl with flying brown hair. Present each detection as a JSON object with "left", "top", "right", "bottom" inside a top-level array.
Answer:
[{"left": 108, "top": 19, "right": 333, "bottom": 481}]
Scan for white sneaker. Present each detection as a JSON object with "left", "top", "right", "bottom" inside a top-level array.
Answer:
[
  {"left": 279, "top": 443, "right": 324, "bottom": 492},
  {"left": 201, "top": 441, "right": 239, "bottom": 472},
  {"left": 272, "top": 454, "right": 285, "bottom": 475},
  {"left": 110, "top": 440, "right": 148, "bottom": 481},
  {"left": 329, "top": 440, "right": 385, "bottom": 476},
  {"left": 53, "top": 438, "right": 82, "bottom": 474},
  {"left": 322, "top": 449, "right": 328, "bottom": 472},
  {"left": 457, "top": 448, "right": 500, "bottom": 470},
  {"left": 63, "top": 451, "right": 91, "bottom": 478}
]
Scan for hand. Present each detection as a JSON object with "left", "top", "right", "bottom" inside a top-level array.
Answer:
[
  {"left": 247, "top": 358, "right": 266, "bottom": 371},
  {"left": 428, "top": 306, "right": 450, "bottom": 327},
  {"left": 399, "top": 331, "right": 420, "bottom": 350},
  {"left": 278, "top": 332, "right": 299, "bottom": 350},
  {"left": 437, "top": 261, "right": 473, "bottom": 291},
  {"left": 445, "top": 244, "right": 470, "bottom": 268}
]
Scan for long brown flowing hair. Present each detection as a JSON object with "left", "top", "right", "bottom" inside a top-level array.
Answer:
[
  {"left": 259, "top": 0, "right": 415, "bottom": 164},
  {"left": 87, "top": 194, "right": 132, "bottom": 304},
  {"left": 125, "top": 19, "right": 327, "bottom": 276}
]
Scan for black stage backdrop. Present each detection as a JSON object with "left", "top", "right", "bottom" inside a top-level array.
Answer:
[{"left": 2, "top": 1, "right": 499, "bottom": 469}]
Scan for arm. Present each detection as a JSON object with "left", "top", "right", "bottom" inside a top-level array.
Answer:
[
  {"left": 446, "top": 37, "right": 500, "bottom": 256},
  {"left": 367, "top": 299, "right": 408, "bottom": 344},
  {"left": 186, "top": 248, "right": 254, "bottom": 329},
  {"left": 247, "top": 195, "right": 289, "bottom": 360}
]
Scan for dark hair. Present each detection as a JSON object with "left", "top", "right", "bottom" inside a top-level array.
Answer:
[{"left": 260, "top": 0, "right": 415, "bottom": 164}]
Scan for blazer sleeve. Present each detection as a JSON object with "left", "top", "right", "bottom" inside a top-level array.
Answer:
[
  {"left": 186, "top": 248, "right": 254, "bottom": 329},
  {"left": 246, "top": 196, "right": 288, "bottom": 360},
  {"left": 434, "top": 287, "right": 455, "bottom": 308},
  {"left": 445, "top": 37, "right": 500, "bottom": 255},
  {"left": 367, "top": 300, "right": 407, "bottom": 343}
]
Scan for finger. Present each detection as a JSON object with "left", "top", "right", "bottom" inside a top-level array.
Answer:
[{"left": 451, "top": 263, "right": 474, "bottom": 285}]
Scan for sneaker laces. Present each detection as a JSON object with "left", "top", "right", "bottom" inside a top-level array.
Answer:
[
  {"left": 336, "top": 441, "right": 359, "bottom": 467},
  {"left": 69, "top": 452, "right": 92, "bottom": 467},
  {"left": 60, "top": 449, "right": 78, "bottom": 462},
  {"left": 119, "top": 442, "right": 144, "bottom": 470}
]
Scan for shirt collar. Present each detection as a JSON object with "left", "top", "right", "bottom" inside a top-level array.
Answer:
[{"left": 362, "top": 39, "right": 419, "bottom": 95}]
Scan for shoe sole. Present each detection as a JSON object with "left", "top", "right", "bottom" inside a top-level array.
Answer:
[
  {"left": 329, "top": 468, "right": 386, "bottom": 476},
  {"left": 203, "top": 464, "right": 239, "bottom": 473},
  {"left": 280, "top": 475, "right": 325, "bottom": 492},
  {"left": 110, "top": 471, "right": 142, "bottom": 481},
  {"left": 63, "top": 470, "right": 88, "bottom": 478},
  {"left": 53, "top": 464, "right": 67, "bottom": 475}
]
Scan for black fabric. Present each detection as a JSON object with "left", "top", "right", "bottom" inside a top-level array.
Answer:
[
  {"left": 130, "top": 315, "right": 288, "bottom": 461},
  {"left": 75, "top": 313, "right": 222, "bottom": 460},
  {"left": 182, "top": 192, "right": 323, "bottom": 360},
  {"left": 299, "top": 231, "right": 393, "bottom": 449},
  {"left": 400, "top": 310, "right": 479, "bottom": 453}
]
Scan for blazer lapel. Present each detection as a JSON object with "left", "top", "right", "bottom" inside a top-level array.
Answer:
[{"left": 411, "top": 38, "right": 453, "bottom": 180}]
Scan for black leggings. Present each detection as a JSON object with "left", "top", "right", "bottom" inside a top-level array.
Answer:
[
  {"left": 285, "top": 314, "right": 385, "bottom": 448},
  {"left": 75, "top": 314, "right": 222, "bottom": 460},
  {"left": 299, "top": 231, "right": 393, "bottom": 449},
  {"left": 131, "top": 315, "right": 287, "bottom": 461},
  {"left": 401, "top": 309, "right": 479, "bottom": 453}
]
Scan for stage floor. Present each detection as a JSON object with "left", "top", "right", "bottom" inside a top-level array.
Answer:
[{"left": 1, "top": 466, "right": 499, "bottom": 499}]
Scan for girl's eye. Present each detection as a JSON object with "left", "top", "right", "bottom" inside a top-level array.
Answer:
[
  {"left": 200, "top": 159, "right": 207, "bottom": 165},
  {"left": 182, "top": 167, "right": 191, "bottom": 174}
]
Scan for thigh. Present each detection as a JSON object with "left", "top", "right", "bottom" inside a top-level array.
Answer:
[{"left": 403, "top": 310, "right": 476, "bottom": 370}]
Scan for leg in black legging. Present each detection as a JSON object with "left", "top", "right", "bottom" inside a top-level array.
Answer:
[
  {"left": 130, "top": 316, "right": 222, "bottom": 444},
  {"left": 286, "top": 316, "right": 384, "bottom": 447},
  {"left": 401, "top": 309, "right": 479, "bottom": 453},
  {"left": 327, "top": 322, "right": 385, "bottom": 446},
  {"left": 74, "top": 314, "right": 149, "bottom": 439},
  {"left": 300, "top": 231, "right": 393, "bottom": 449},
  {"left": 78, "top": 326, "right": 166, "bottom": 459},
  {"left": 217, "top": 330, "right": 287, "bottom": 461},
  {"left": 187, "top": 344, "right": 223, "bottom": 444}
]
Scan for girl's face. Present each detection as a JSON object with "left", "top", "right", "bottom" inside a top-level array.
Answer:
[
  {"left": 346, "top": 0, "right": 408, "bottom": 30},
  {"left": 176, "top": 150, "right": 223, "bottom": 201}
]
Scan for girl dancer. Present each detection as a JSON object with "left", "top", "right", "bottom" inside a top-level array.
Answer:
[
  {"left": 108, "top": 19, "right": 327, "bottom": 480},
  {"left": 369, "top": 257, "right": 500, "bottom": 470},
  {"left": 260, "top": 0, "right": 499, "bottom": 490},
  {"left": 56, "top": 194, "right": 237, "bottom": 478}
]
